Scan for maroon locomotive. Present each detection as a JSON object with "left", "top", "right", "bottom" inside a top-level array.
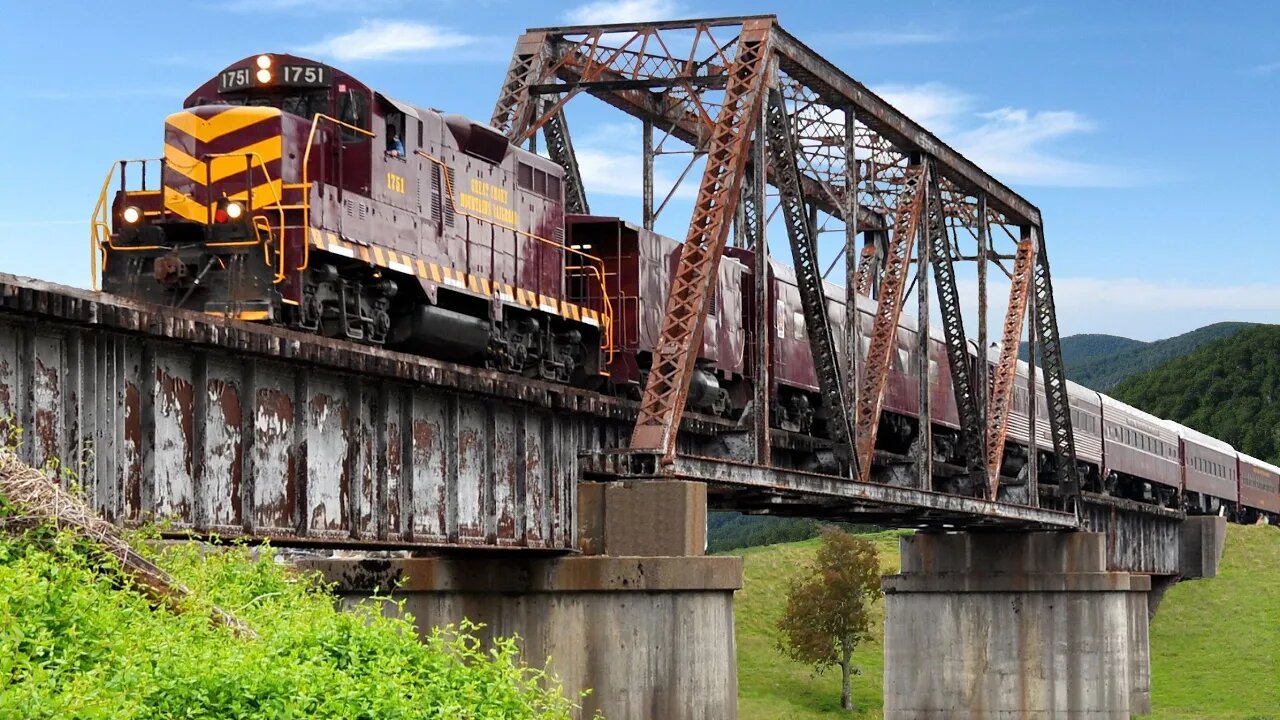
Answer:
[
  {"left": 96, "top": 53, "right": 606, "bottom": 385},
  {"left": 95, "top": 54, "right": 1279, "bottom": 524}
]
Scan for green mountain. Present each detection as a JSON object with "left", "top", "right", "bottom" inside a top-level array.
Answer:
[
  {"left": 1112, "top": 324, "right": 1280, "bottom": 464},
  {"left": 1022, "top": 322, "right": 1255, "bottom": 391},
  {"left": 731, "top": 525, "right": 1280, "bottom": 719}
]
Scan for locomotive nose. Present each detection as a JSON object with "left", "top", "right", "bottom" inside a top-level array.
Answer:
[{"left": 162, "top": 105, "right": 284, "bottom": 224}]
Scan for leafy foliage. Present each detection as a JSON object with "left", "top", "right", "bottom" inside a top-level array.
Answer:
[
  {"left": 707, "top": 512, "right": 870, "bottom": 553},
  {"left": 775, "top": 528, "right": 883, "bottom": 711},
  {"left": 1112, "top": 324, "right": 1280, "bottom": 463},
  {"left": 0, "top": 527, "right": 580, "bottom": 719},
  {"left": 1021, "top": 322, "right": 1254, "bottom": 391}
]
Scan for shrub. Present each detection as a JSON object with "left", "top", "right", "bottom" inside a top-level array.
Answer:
[{"left": 0, "top": 527, "right": 580, "bottom": 719}]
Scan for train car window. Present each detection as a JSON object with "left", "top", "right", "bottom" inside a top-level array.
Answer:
[
  {"left": 547, "top": 175, "right": 562, "bottom": 201},
  {"left": 776, "top": 300, "right": 787, "bottom": 339},
  {"left": 793, "top": 312, "right": 806, "bottom": 340},
  {"left": 416, "top": 118, "right": 423, "bottom": 149},
  {"left": 897, "top": 348, "right": 910, "bottom": 373},
  {"left": 534, "top": 169, "right": 547, "bottom": 195},
  {"left": 338, "top": 90, "right": 368, "bottom": 141},
  {"left": 518, "top": 162, "right": 533, "bottom": 189}
]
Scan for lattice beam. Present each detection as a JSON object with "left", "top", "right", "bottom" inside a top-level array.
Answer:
[
  {"left": 764, "top": 85, "right": 854, "bottom": 463},
  {"left": 1032, "top": 227, "right": 1082, "bottom": 501},
  {"left": 630, "top": 18, "right": 774, "bottom": 459},
  {"left": 854, "top": 163, "right": 927, "bottom": 482},
  {"left": 985, "top": 237, "right": 1036, "bottom": 499},
  {"left": 925, "top": 167, "right": 984, "bottom": 487}
]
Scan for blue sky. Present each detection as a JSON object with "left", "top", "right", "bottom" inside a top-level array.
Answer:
[{"left": 0, "top": 0, "right": 1276, "bottom": 340}]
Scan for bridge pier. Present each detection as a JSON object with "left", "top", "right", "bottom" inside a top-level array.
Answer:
[
  {"left": 301, "top": 480, "right": 741, "bottom": 720},
  {"left": 882, "top": 531, "right": 1152, "bottom": 719}
]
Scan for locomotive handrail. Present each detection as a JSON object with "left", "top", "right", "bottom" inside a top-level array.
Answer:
[
  {"left": 415, "top": 148, "right": 616, "bottom": 361},
  {"left": 201, "top": 151, "right": 289, "bottom": 283},
  {"left": 90, "top": 160, "right": 168, "bottom": 289},
  {"left": 564, "top": 263, "right": 616, "bottom": 364},
  {"left": 299, "top": 113, "right": 376, "bottom": 272}
]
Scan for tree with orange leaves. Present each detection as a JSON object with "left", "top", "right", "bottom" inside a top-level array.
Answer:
[{"left": 776, "top": 527, "right": 883, "bottom": 711}]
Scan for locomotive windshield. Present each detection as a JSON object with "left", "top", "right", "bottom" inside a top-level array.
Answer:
[{"left": 191, "top": 89, "right": 331, "bottom": 122}]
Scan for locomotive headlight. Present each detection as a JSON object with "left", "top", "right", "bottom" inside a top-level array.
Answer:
[
  {"left": 122, "top": 206, "right": 142, "bottom": 224},
  {"left": 256, "top": 68, "right": 272, "bottom": 84},
  {"left": 256, "top": 54, "right": 272, "bottom": 70},
  {"left": 224, "top": 201, "right": 244, "bottom": 220}
]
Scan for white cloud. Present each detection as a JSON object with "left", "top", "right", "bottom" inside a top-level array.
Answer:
[
  {"left": 873, "top": 83, "right": 1140, "bottom": 187},
  {"left": 226, "top": 0, "right": 398, "bottom": 11},
  {"left": 298, "top": 20, "right": 476, "bottom": 62},
  {"left": 574, "top": 122, "right": 699, "bottom": 200},
  {"left": 1248, "top": 60, "right": 1280, "bottom": 75},
  {"left": 564, "top": 0, "right": 681, "bottom": 25},
  {"left": 875, "top": 83, "right": 972, "bottom": 134},
  {"left": 957, "top": 275, "right": 1280, "bottom": 341},
  {"left": 817, "top": 30, "right": 954, "bottom": 47}
]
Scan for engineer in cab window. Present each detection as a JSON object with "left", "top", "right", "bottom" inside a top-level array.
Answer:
[{"left": 387, "top": 127, "right": 405, "bottom": 158}]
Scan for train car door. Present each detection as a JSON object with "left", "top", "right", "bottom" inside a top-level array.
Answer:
[{"left": 336, "top": 86, "right": 372, "bottom": 196}]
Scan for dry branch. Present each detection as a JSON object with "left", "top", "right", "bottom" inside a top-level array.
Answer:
[{"left": 0, "top": 448, "right": 255, "bottom": 638}]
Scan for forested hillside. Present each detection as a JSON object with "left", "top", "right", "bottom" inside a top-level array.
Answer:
[
  {"left": 1022, "top": 333, "right": 1145, "bottom": 367},
  {"left": 1023, "top": 322, "right": 1255, "bottom": 391},
  {"left": 1112, "top": 324, "right": 1280, "bottom": 463}
]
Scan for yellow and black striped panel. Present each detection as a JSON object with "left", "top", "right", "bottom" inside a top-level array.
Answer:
[
  {"left": 162, "top": 106, "right": 283, "bottom": 223},
  {"left": 307, "top": 230, "right": 601, "bottom": 326}
]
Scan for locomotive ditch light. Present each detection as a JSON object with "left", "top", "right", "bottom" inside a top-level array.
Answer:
[
  {"left": 256, "top": 68, "right": 272, "bottom": 84},
  {"left": 224, "top": 201, "right": 244, "bottom": 220},
  {"left": 122, "top": 206, "right": 142, "bottom": 224},
  {"left": 256, "top": 54, "right": 272, "bottom": 69}
]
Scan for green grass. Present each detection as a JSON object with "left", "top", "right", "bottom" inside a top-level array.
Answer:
[
  {"left": 732, "top": 529, "right": 907, "bottom": 720},
  {"left": 730, "top": 524, "right": 1280, "bottom": 720},
  {"left": 1146, "top": 523, "right": 1280, "bottom": 719}
]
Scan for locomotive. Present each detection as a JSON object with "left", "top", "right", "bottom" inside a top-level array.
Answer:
[{"left": 94, "top": 54, "right": 1279, "bottom": 525}]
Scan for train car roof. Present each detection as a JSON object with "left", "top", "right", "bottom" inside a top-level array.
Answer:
[
  {"left": 1238, "top": 451, "right": 1280, "bottom": 475},
  {"left": 1098, "top": 394, "right": 1179, "bottom": 435},
  {"left": 1166, "top": 420, "right": 1237, "bottom": 455}
]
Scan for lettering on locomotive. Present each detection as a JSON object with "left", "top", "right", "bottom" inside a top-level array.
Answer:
[{"left": 460, "top": 178, "right": 517, "bottom": 225}]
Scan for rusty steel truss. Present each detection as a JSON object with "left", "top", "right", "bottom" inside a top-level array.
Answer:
[{"left": 490, "top": 15, "right": 1081, "bottom": 507}]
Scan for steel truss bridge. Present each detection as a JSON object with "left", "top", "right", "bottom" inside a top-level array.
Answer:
[{"left": 0, "top": 15, "right": 1185, "bottom": 576}]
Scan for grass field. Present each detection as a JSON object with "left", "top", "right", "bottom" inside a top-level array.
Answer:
[{"left": 730, "top": 524, "right": 1280, "bottom": 720}]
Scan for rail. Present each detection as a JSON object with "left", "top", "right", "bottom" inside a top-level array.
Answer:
[
  {"left": 92, "top": 153, "right": 289, "bottom": 285},
  {"left": 299, "top": 113, "right": 376, "bottom": 273}
]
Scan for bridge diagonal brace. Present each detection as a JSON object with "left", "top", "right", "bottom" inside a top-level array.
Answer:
[
  {"left": 540, "top": 99, "right": 590, "bottom": 214},
  {"left": 630, "top": 18, "right": 775, "bottom": 461},
  {"left": 854, "top": 163, "right": 927, "bottom": 483},
  {"left": 490, "top": 31, "right": 552, "bottom": 138},
  {"left": 1031, "top": 226, "right": 1082, "bottom": 501},
  {"left": 763, "top": 85, "right": 854, "bottom": 464},
  {"left": 985, "top": 236, "right": 1036, "bottom": 499},
  {"left": 924, "top": 168, "right": 984, "bottom": 486}
]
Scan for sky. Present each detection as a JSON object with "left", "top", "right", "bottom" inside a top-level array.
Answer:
[{"left": 0, "top": 0, "right": 1276, "bottom": 341}]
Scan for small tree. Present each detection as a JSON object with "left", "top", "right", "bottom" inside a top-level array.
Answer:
[{"left": 776, "top": 527, "right": 883, "bottom": 711}]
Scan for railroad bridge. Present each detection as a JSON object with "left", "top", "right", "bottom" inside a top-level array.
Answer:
[{"left": 0, "top": 15, "right": 1230, "bottom": 720}]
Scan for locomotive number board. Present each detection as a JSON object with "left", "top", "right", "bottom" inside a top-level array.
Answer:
[{"left": 219, "top": 64, "right": 329, "bottom": 92}]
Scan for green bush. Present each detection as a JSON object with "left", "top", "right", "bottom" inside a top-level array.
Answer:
[{"left": 0, "top": 527, "right": 581, "bottom": 719}]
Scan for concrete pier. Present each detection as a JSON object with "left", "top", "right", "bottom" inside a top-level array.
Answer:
[
  {"left": 301, "top": 481, "right": 738, "bottom": 720},
  {"left": 882, "top": 532, "right": 1152, "bottom": 719}
]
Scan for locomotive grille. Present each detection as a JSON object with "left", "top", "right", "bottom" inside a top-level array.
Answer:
[
  {"left": 444, "top": 167, "right": 456, "bottom": 226},
  {"left": 430, "top": 164, "right": 443, "bottom": 225}
]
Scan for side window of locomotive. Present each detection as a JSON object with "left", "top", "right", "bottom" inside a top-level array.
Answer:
[
  {"left": 338, "top": 90, "right": 369, "bottom": 141},
  {"left": 384, "top": 109, "right": 407, "bottom": 160}
]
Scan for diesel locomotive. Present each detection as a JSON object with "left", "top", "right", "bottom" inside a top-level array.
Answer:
[{"left": 94, "top": 54, "right": 1279, "bottom": 524}]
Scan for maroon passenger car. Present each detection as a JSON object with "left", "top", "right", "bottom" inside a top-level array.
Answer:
[{"left": 1238, "top": 453, "right": 1280, "bottom": 523}]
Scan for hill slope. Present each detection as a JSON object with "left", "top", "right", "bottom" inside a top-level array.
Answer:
[
  {"left": 1022, "top": 333, "right": 1147, "bottom": 367},
  {"left": 732, "top": 524, "right": 1280, "bottom": 719},
  {"left": 1112, "top": 324, "right": 1280, "bottom": 463},
  {"left": 1019, "top": 322, "right": 1254, "bottom": 391}
]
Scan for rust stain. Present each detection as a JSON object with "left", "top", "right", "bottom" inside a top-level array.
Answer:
[{"left": 124, "top": 382, "right": 142, "bottom": 516}]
